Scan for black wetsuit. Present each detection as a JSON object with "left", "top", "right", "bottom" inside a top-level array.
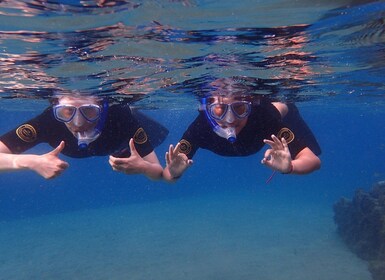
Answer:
[
  {"left": 177, "top": 99, "right": 321, "bottom": 159},
  {"left": 0, "top": 104, "right": 158, "bottom": 158}
]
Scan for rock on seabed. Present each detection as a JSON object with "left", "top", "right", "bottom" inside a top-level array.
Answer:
[{"left": 334, "top": 181, "right": 385, "bottom": 280}]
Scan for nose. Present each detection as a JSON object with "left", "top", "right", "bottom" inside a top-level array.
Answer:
[
  {"left": 223, "top": 109, "right": 235, "bottom": 123},
  {"left": 72, "top": 111, "right": 85, "bottom": 127}
]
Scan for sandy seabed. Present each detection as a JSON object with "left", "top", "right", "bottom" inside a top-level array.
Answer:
[{"left": 0, "top": 191, "right": 372, "bottom": 280}]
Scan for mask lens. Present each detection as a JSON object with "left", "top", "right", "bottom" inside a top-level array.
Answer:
[
  {"left": 79, "top": 105, "right": 101, "bottom": 122},
  {"left": 54, "top": 105, "right": 76, "bottom": 122},
  {"left": 209, "top": 103, "right": 228, "bottom": 120},
  {"left": 231, "top": 101, "right": 251, "bottom": 118}
]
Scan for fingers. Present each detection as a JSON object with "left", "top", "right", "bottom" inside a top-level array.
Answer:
[
  {"left": 50, "top": 141, "right": 65, "bottom": 156},
  {"left": 108, "top": 156, "right": 126, "bottom": 172},
  {"left": 110, "top": 164, "right": 125, "bottom": 172},
  {"left": 262, "top": 146, "right": 284, "bottom": 164},
  {"left": 59, "top": 160, "right": 69, "bottom": 169},
  {"left": 264, "top": 135, "right": 285, "bottom": 150},
  {"left": 270, "top": 135, "right": 283, "bottom": 149},
  {"left": 47, "top": 168, "right": 65, "bottom": 179},
  {"left": 264, "top": 148, "right": 273, "bottom": 160},
  {"left": 109, "top": 155, "right": 128, "bottom": 165},
  {"left": 165, "top": 152, "right": 170, "bottom": 165},
  {"left": 165, "top": 144, "right": 174, "bottom": 165},
  {"left": 128, "top": 138, "right": 138, "bottom": 155},
  {"left": 43, "top": 159, "right": 69, "bottom": 179},
  {"left": 166, "top": 143, "right": 183, "bottom": 166},
  {"left": 261, "top": 149, "right": 272, "bottom": 165},
  {"left": 169, "top": 142, "right": 181, "bottom": 159},
  {"left": 263, "top": 139, "right": 274, "bottom": 146},
  {"left": 169, "top": 144, "right": 175, "bottom": 158},
  {"left": 173, "top": 142, "right": 181, "bottom": 154},
  {"left": 109, "top": 155, "right": 140, "bottom": 174},
  {"left": 261, "top": 156, "right": 272, "bottom": 167},
  {"left": 281, "top": 137, "right": 289, "bottom": 152}
]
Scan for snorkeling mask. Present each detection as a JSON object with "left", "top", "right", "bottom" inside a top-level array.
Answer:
[
  {"left": 201, "top": 97, "right": 249, "bottom": 143},
  {"left": 207, "top": 100, "right": 251, "bottom": 121},
  {"left": 53, "top": 99, "right": 108, "bottom": 150}
]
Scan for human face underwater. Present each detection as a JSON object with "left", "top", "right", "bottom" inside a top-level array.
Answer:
[
  {"left": 54, "top": 96, "right": 103, "bottom": 148},
  {"left": 208, "top": 96, "right": 250, "bottom": 134}
]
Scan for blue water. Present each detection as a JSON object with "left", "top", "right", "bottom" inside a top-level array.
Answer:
[{"left": 1, "top": 0, "right": 385, "bottom": 279}]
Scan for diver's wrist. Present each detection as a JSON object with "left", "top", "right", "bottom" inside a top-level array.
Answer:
[
  {"left": 281, "top": 162, "right": 294, "bottom": 174},
  {"left": 167, "top": 167, "right": 182, "bottom": 180},
  {"left": 13, "top": 154, "right": 34, "bottom": 170}
]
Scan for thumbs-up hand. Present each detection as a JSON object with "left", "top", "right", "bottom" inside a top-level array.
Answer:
[
  {"left": 33, "top": 141, "right": 69, "bottom": 179},
  {"left": 109, "top": 138, "right": 145, "bottom": 175}
]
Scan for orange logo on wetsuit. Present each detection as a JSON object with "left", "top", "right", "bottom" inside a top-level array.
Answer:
[
  {"left": 16, "top": 124, "right": 37, "bottom": 143},
  {"left": 277, "top": 127, "right": 295, "bottom": 144},
  {"left": 178, "top": 139, "right": 192, "bottom": 155},
  {"left": 133, "top": 127, "right": 148, "bottom": 144}
]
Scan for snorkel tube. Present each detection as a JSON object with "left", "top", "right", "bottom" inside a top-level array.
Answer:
[
  {"left": 77, "top": 99, "right": 109, "bottom": 150},
  {"left": 201, "top": 98, "right": 236, "bottom": 143}
]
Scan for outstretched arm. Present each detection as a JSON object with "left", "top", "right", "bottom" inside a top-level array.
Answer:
[
  {"left": 261, "top": 135, "right": 320, "bottom": 174},
  {"left": 163, "top": 142, "right": 193, "bottom": 182},
  {"left": 109, "top": 138, "right": 163, "bottom": 180},
  {"left": 289, "top": 147, "right": 321, "bottom": 174},
  {"left": 0, "top": 140, "right": 69, "bottom": 179}
]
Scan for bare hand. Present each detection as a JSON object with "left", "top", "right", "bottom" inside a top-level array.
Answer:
[
  {"left": 165, "top": 142, "right": 193, "bottom": 179},
  {"left": 261, "top": 135, "right": 292, "bottom": 173},
  {"left": 34, "top": 141, "right": 69, "bottom": 179},
  {"left": 109, "top": 138, "right": 145, "bottom": 174}
]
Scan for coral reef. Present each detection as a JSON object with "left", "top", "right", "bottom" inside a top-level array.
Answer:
[{"left": 334, "top": 181, "right": 385, "bottom": 280}]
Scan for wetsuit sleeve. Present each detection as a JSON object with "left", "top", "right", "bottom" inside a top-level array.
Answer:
[
  {"left": 176, "top": 115, "right": 204, "bottom": 159},
  {"left": 282, "top": 103, "right": 321, "bottom": 156},
  {"left": 259, "top": 101, "right": 309, "bottom": 159},
  {"left": 130, "top": 109, "right": 169, "bottom": 148},
  {"left": 0, "top": 108, "right": 52, "bottom": 154},
  {"left": 128, "top": 111, "right": 155, "bottom": 158}
]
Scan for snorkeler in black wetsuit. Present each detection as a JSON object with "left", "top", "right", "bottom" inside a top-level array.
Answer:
[
  {"left": 163, "top": 77, "right": 321, "bottom": 181},
  {"left": 176, "top": 98, "right": 320, "bottom": 159},
  {"left": 0, "top": 104, "right": 155, "bottom": 158},
  {"left": 0, "top": 95, "right": 168, "bottom": 180}
]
